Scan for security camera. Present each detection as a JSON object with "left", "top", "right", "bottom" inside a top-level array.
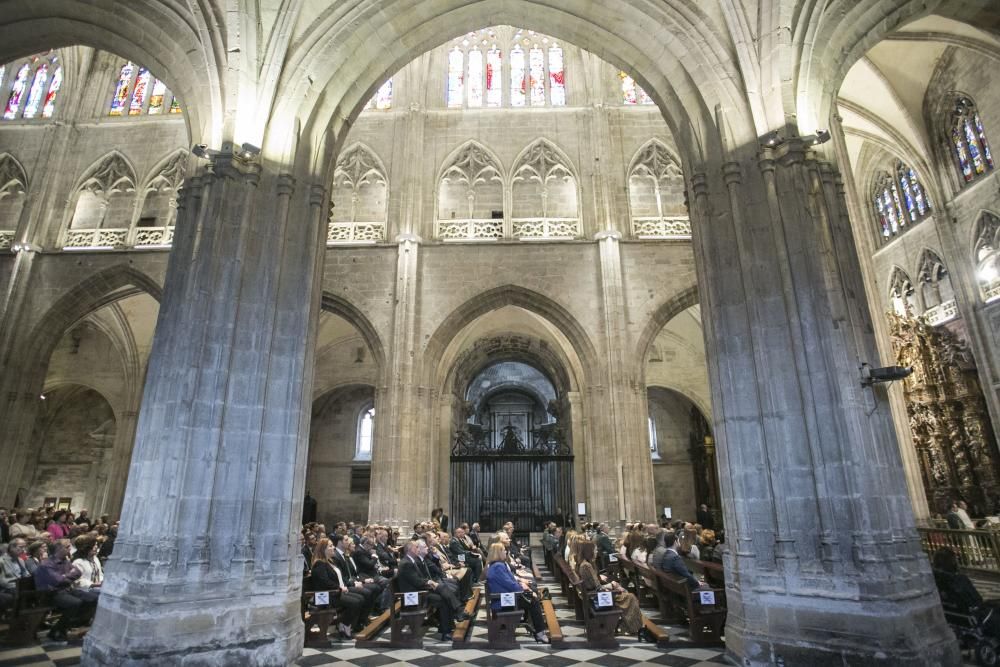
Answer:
[
  {"left": 760, "top": 131, "right": 783, "bottom": 148},
  {"left": 860, "top": 363, "right": 913, "bottom": 387},
  {"left": 239, "top": 143, "right": 261, "bottom": 160},
  {"left": 191, "top": 144, "right": 222, "bottom": 159}
]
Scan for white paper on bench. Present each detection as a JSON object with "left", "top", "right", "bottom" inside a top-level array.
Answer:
[
  {"left": 314, "top": 591, "right": 330, "bottom": 605},
  {"left": 608, "top": 554, "right": 618, "bottom": 562},
  {"left": 500, "top": 592, "right": 516, "bottom": 608},
  {"left": 596, "top": 591, "right": 614, "bottom": 608},
  {"left": 404, "top": 592, "right": 420, "bottom": 606},
  {"left": 699, "top": 590, "right": 716, "bottom": 605},
  {"left": 458, "top": 554, "right": 466, "bottom": 562}
]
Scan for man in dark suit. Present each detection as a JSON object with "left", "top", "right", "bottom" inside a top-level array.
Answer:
[
  {"left": 594, "top": 523, "right": 615, "bottom": 565},
  {"left": 331, "top": 535, "right": 382, "bottom": 614},
  {"left": 653, "top": 532, "right": 700, "bottom": 590},
  {"left": 696, "top": 504, "right": 715, "bottom": 530},
  {"left": 424, "top": 532, "right": 471, "bottom": 600},
  {"left": 375, "top": 530, "right": 399, "bottom": 572},
  {"left": 398, "top": 540, "right": 466, "bottom": 641},
  {"left": 469, "top": 523, "right": 483, "bottom": 553},
  {"left": 448, "top": 526, "right": 482, "bottom": 583}
]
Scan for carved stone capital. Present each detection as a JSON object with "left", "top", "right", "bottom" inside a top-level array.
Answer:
[
  {"left": 276, "top": 173, "right": 296, "bottom": 197},
  {"left": 206, "top": 155, "right": 262, "bottom": 188},
  {"left": 309, "top": 184, "right": 327, "bottom": 209},
  {"left": 689, "top": 170, "right": 710, "bottom": 200},
  {"left": 721, "top": 161, "right": 742, "bottom": 186}
]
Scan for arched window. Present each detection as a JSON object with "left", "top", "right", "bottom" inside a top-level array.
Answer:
[
  {"left": 436, "top": 142, "right": 504, "bottom": 240},
  {"left": 363, "top": 79, "right": 393, "bottom": 110},
  {"left": 64, "top": 153, "right": 137, "bottom": 250},
  {"left": 135, "top": 150, "right": 187, "bottom": 247},
  {"left": 446, "top": 27, "right": 566, "bottom": 108},
  {"left": 619, "top": 71, "right": 653, "bottom": 105},
  {"left": 0, "top": 153, "right": 28, "bottom": 249},
  {"left": 1, "top": 52, "right": 62, "bottom": 121},
  {"left": 355, "top": 404, "right": 375, "bottom": 461},
  {"left": 888, "top": 268, "right": 918, "bottom": 317},
  {"left": 648, "top": 416, "right": 659, "bottom": 459},
  {"left": 109, "top": 61, "right": 182, "bottom": 116},
  {"left": 917, "top": 249, "right": 956, "bottom": 324},
  {"left": 950, "top": 96, "right": 993, "bottom": 185},
  {"left": 510, "top": 140, "right": 579, "bottom": 240},
  {"left": 627, "top": 141, "right": 690, "bottom": 239},
  {"left": 871, "top": 160, "right": 932, "bottom": 242},
  {"left": 974, "top": 212, "right": 1000, "bottom": 303},
  {"left": 328, "top": 144, "right": 388, "bottom": 244}
]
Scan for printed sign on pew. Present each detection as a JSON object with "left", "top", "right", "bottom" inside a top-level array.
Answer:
[
  {"left": 404, "top": 592, "right": 420, "bottom": 607},
  {"left": 315, "top": 591, "right": 330, "bottom": 605},
  {"left": 699, "top": 590, "right": 716, "bottom": 606}
]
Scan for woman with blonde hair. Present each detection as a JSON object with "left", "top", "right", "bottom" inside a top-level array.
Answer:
[
  {"left": 563, "top": 529, "right": 579, "bottom": 561},
  {"left": 485, "top": 542, "right": 548, "bottom": 643},
  {"left": 566, "top": 532, "right": 585, "bottom": 570},
  {"left": 575, "top": 540, "right": 643, "bottom": 637}
]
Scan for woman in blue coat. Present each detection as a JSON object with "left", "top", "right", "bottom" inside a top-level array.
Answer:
[{"left": 485, "top": 542, "right": 548, "bottom": 643}]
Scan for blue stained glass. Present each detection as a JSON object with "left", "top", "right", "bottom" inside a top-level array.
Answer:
[
  {"left": 953, "top": 127, "right": 973, "bottom": 182},
  {"left": 884, "top": 189, "right": 898, "bottom": 234},
  {"left": 908, "top": 169, "right": 928, "bottom": 216},
  {"left": 875, "top": 196, "right": 890, "bottom": 237},
  {"left": 899, "top": 172, "right": 916, "bottom": 221},
  {"left": 976, "top": 113, "right": 994, "bottom": 168},
  {"left": 964, "top": 119, "right": 985, "bottom": 175}
]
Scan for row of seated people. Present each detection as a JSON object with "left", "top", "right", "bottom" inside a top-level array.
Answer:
[
  {"left": 300, "top": 519, "right": 543, "bottom": 642},
  {"left": 0, "top": 531, "right": 114, "bottom": 642}
]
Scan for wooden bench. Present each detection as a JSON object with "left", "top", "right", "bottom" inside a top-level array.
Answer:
[
  {"left": 485, "top": 591, "right": 524, "bottom": 650},
  {"left": 450, "top": 588, "right": 481, "bottom": 647},
  {"left": 3, "top": 578, "right": 54, "bottom": 646},
  {"left": 300, "top": 591, "right": 339, "bottom": 646},
  {"left": 541, "top": 594, "right": 566, "bottom": 647},
  {"left": 581, "top": 590, "right": 623, "bottom": 649},
  {"left": 553, "top": 556, "right": 584, "bottom": 620},
  {"left": 651, "top": 569, "right": 726, "bottom": 645},
  {"left": 354, "top": 601, "right": 398, "bottom": 646},
  {"left": 389, "top": 591, "right": 430, "bottom": 648},
  {"left": 642, "top": 615, "right": 671, "bottom": 648}
]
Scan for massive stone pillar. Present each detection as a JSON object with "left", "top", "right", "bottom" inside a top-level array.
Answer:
[
  {"left": 690, "top": 139, "right": 958, "bottom": 665},
  {"left": 82, "top": 153, "right": 328, "bottom": 665}
]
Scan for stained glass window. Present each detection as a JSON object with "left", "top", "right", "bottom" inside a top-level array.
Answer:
[
  {"left": 951, "top": 97, "right": 994, "bottom": 184},
  {"left": 0, "top": 66, "right": 6, "bottom": 94},
  {"left": 467, "top": 49, "right": 484, "bottom": 108},
  {"left": 148, "top": 79, "right": 167, "bottom": 114},
  {"left": 447, "top": 48, "right": 464, "bottom": 108},
  {"left": 872, "top": 161, "right": 932, "bottom": 242},
  {"left": 41, "top": 67, "right": 62, "bottom": 118},
  {"left": 548, "top": 45, "right": 565, "bottom": 107},
  {"left": 486, "top": 47, "right": 502, "bottom": 107},
  {"left": 620, "top": 71, "right": 653, "bottom": 106},
  {"left": 4, "top": 65, "right": 31, "bottom": 120},
  {"left": 374, "top": 79, "right": 392, "bottom": 110},
  {"left": 22, "top": 65, "right": 48, "bottom": 119},
  {"left": 129, "top": 67, "right": 151, "bottom": 115},
  {"left": 510, "top": 45, "right": 526, "bottom": 107},
  {"left": 528, "top": 47, "right": 545, "bottom": 106},
  {"left": 109, "top": 62, "right": 135, "bottom": 116},
  {"left": 169, "top": 96, "right": 182, "bottom": 114}
]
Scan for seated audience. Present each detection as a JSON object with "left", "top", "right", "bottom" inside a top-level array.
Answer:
[
  {"left": 448, "top": 526, "right": 483, "bottom": 583},
  {"left": 575, "top": 540, "right": 643, "bottom": 636},
  {"left": 9, "top": 512, "right": 38, "bottom": 540},
  {"left": 46, "top": 511, "right": 71, "bottom": 540},
  {"left": 485, "top": 542, "right": 548, "bottom": 643},
  {"left": 309, "top": 537, "right": 368, "bottom": 638},
  {"left": 932, "top": 546, "right": 1000, "bottom": 639},
  {"left": 398, "top": 539, "right": 467, "bottom": 641},
  {"left": 25, "top": 541, "right": 48, "bottom": 575},
  {"left": 0, "top": 538, "right": 31, "bottom": 611},
  {"left": 652, "top": 532, "right": 700, "bottom": 590},
  {"left": 34, "top": 538, "right": 94, "bottom": 641},
  {"left": 71, "top": 535, "right": 104, "bottom": 602}
]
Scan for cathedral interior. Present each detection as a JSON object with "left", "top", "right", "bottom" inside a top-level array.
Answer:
[{"left": 1, "top": 1, "right": 1000, "bottom": 665}]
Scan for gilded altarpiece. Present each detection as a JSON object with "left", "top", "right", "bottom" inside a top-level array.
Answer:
[{"left": 889, "top": 313, "right": 1000, "bottom": 515}]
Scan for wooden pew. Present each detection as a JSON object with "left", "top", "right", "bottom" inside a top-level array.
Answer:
[
  {"left": 642, "top": 615, "right": 671, "bottom": 648},
  {"left": 300, "top": 591, "right": 339, "bottom": 646},
  {"left": 651, "top": 569, "right": 726, "bottom": 645},
  {"left": 389, "top": 591, "right": 430, "bottom": 648},
  {"left": 581, "top": 590, "right": 623, "bottom": 649},
  {"left": 485, "top": 591, "right": 524, "bottom": 650},
  {"left": 3, "top": 578, "right": 54, "bottom": 646},
  {"left": 354, "top": 601, "right": 398, "bottom": 646},
  {"left": 541, "top": 594, "right": 566, "bottom": 648},
  {"left": 553, "top": 556, "right": 584, "bottom": 620},
  {"left": 451, "top": 588, "right": 481, "bottom": 647}
]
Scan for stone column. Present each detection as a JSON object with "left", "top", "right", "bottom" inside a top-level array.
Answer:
[
  {"left": 690, "top": 139, "right": 958, "bottom": 665},
  {"left": 82, "top": 153, "right": 328, "bottom": 666},
  {"left": 367, "top": 233, "right": 424, "bottom": 524},
  {"left": 594, "top": 229, "right": 657, "bottom": 521}
]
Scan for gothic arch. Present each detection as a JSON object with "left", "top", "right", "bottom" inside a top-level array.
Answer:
[
  {"left": 424, "top": 284, "right": 599, "bottom": 388},
  {"left": 74, "top": 151, "right": 138, "bottom": 195},
  {"left": 270, "top": 0, "right": 751, "bottom": 178},
  {"left": 320, "top": 292, "right": 387, "bottom": 374},
  {"left": 437, "top": 140, "right": 506, "bottom": 187},
  {"left": 0, "top": 2, "right": 220, "bottom": 143},
  {"left": 0, "top": 153, "right": 29, "bottom": 196},
  {"left": 141, "top": 150, "right": 189, "bottom": 193},
  {"left": 637, "top": 285, "right": 700, "bottom": 370},
  {"left": 330, "top": 142, "right": 389, "bottom": 228},
  {"left": 973, "top": 210, "right": 1000, "bottom": 261},
  {"left": 509, "top": 138, "right": 576, "bottom": 183},
  {"left": 627, "top": 139, "right": 683, "bottom": 179}
]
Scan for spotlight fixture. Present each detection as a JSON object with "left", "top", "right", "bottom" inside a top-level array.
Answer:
[
  {"left": 761, "top": 131, "right": 783, "bottom": 148},
  {"left": 11, "top": 241, "right": 41, "bottom": 253},
  {"left": 191, "top": 143, "right": 222, "bottom": 159},
  {"left": 801, "top": 129, "right": 832, "bottom": 146},
  {"left": 238, "top": 143, "right": 261, "bottom": 161},
  {"left": 979, "top": 262, "right": 999, "bottom": 283}
]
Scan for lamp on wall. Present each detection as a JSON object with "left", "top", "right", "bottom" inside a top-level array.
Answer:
[{"left": 800, "top": 129, "right": 831, "bottom": 146}]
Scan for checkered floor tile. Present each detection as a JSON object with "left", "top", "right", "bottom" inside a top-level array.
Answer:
[{"left": 3, "top": 568, "right": 990, "bottom": 665}]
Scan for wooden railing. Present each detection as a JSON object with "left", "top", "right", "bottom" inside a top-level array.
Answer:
[{"left": 917, "top": 526, "right": 1000, "bottom": 574}]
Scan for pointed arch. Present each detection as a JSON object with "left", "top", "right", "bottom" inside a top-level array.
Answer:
[
  {"left": 0, "top": 152, "right": 28, "bottom": 196},
  {"left": 436, "top": 140, "right": 505, "bottom": 239},
  {"left": 510, "top": 138, "right": 580, "bottom": 239},
  {"left": 320, "top": 292, "right": 387, "bottom": 374},
  {"left": 973, "top": 211, "right": 1000, "bottom": 301},
  {"left": 916, "top": 248, "right": 954, "bottom": 313},
  {"left": 626, "top": 139, "right": 688, "bottom": 238},
  {"left": 75, "top": 151, "right": 137, "bottom": 196},
  {"left": 888, "top": 266, "right": 918, "bottom": 316},
  {"left": 329, "top": 142, "right": 389, "bottom": 238},
  {"left": 637, "top": 285, "right": 700, "bottom": 368},
  {"left": 142, "top": 149, "right": 188, "bottom": 193},
  {"left": 424, "top": 284, "right": 599, "bottom": 386}
]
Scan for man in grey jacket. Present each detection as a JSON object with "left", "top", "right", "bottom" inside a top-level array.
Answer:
[{"left": 0, "top": 538, "right": 31, "bottom": 610}]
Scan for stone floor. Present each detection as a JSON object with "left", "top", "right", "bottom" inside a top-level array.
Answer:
[{"left": 1, "top": 567, "right": 992, "bottom": 666}]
